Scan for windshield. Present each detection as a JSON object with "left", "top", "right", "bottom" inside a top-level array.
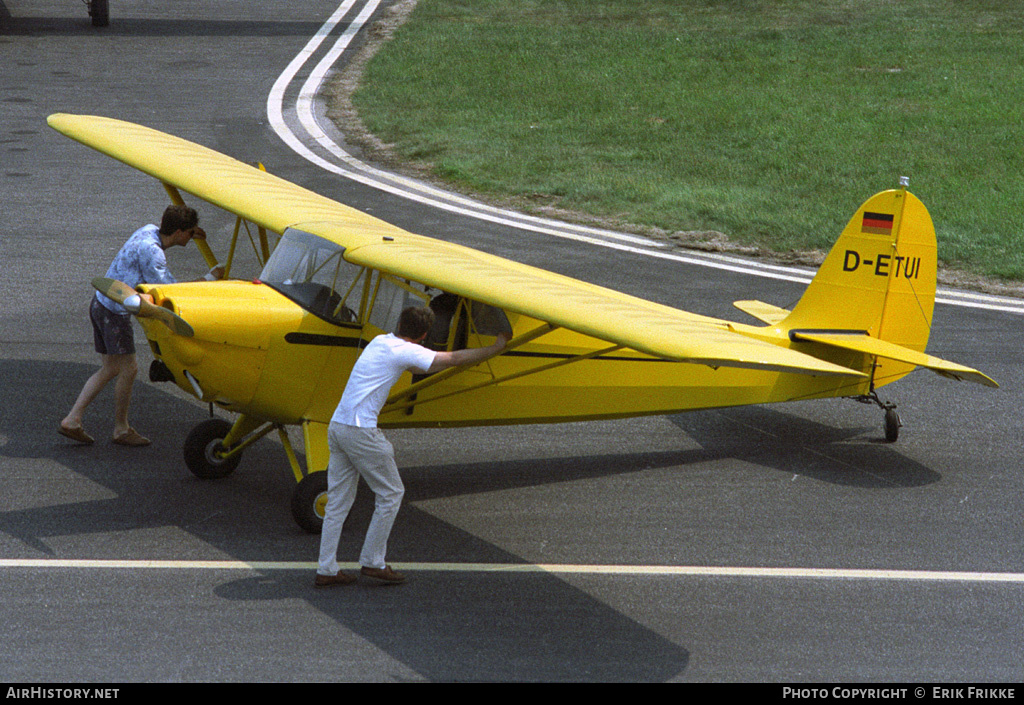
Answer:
[
  {"left": 259, "top": 228, "right": 364, "bottom": 325},
  {"left": 259, "top": 228, "right": 512, "bottom": 340}
]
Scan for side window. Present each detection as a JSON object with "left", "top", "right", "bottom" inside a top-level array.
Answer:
[
  {"left": 331, "top": 264, "right": 367, "bottom": 323},
  {"left": 365, "top": 273, "right": 431, "bottom": 335},
  {"left": 424, "top": 293, "right": 513, "bottom": 351}
]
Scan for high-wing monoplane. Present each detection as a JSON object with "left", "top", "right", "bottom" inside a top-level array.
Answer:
[{"left": 48, "top": 113, "right": 997, "bottom": 532}]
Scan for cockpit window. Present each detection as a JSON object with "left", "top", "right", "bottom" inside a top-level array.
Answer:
[
  {"left": 366, "top": 272, "right": 431, "bottom": 335},
  {"left": 260, "top": 228, "right": 513, "bottom": 341},
  {"left": 424, "top": 293, "right": 512, "bottom": 351},
  {"left": 260, "top": 229, "right": 364, "bottom": 326}
]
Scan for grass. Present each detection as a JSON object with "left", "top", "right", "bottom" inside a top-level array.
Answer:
[{"left": 348, "top": 0, "right": 1024, "bottom": 281}]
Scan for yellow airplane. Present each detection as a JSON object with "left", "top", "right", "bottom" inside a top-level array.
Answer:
[{"left": 47, "top": 113, "right": 997, "bottom": 533}]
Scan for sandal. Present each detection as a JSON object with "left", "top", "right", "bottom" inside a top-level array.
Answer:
[
  {"left": 112, "top": 428, "right": 151, "bottom": 446},
  {"left": 59, "top": 425, "right": 95, "bottom": 445}
]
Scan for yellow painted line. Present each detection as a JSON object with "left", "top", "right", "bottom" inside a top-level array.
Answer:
[{"left": 1, "top": 559, "right": 1024, "bottom": 583}]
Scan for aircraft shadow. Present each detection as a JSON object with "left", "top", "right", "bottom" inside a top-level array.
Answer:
[
  {"left": 214, "top": 568, "right": 684, "bottom": 682},
  {"left": 392, "top": 406, "right": 940, "bottom": 506},
  {"left": 666, "top": 405, "right": 941, "bottom": 488},
  {"left": 0, "top": 358, "right": 688, "bottom": 681},
  {"left": 0, "top": 358, "right": 942, "bottom": 679}
]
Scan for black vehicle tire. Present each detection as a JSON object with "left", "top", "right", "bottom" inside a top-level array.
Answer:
[
  {"left": 184, "top": 419, "right": 242, "bottom": 479},
  {"left": 292, "top": 472, "right": 329, "bottom": 534},
  {"left": 89, "top": 0, "right": 109, "bottom": 27},
  {"left": 884, "top": 407, "right": 901, "bottom": 443}
]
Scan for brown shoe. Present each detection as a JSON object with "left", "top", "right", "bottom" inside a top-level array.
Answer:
[
  {"left": 360, "top": 565, "right": 406, "bottom": 584},
  {"left": 314, "top": 572, "right": 356, "bottom": 588},
  {"left": 112, "top": 428, "right": 151, "bottom": 446},
  {"left": 59, "top": 425, "right": 94, "bottom": 445}
]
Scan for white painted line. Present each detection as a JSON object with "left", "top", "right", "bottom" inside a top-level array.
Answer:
[
  {"left": 268, "top": 1, "right": 1024, "bottom": 314},
  {"left": 935, "top": 296, "right": 1024, "bottom": 313},
  {"left": 269, "top": 0, "right": 658, "bottom": 251},
  {"left": 3, "top": 559, "right": 1024, "bottom": 584},
  {"left": 266, "top": 0, "right": 361, "bottom": 174}
]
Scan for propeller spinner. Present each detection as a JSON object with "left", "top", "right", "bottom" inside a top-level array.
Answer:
[{"left": 91, "top": 277, "right": 194, "bottom": 337}]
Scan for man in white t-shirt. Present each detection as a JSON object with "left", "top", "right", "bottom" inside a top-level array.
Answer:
[{"left": 316, "top": 306, "right": 511, "bottom": 587}]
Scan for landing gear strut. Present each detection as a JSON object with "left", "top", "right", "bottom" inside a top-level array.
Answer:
[{"left": 855, "top": 391, "right": 901, "bottom": 442}]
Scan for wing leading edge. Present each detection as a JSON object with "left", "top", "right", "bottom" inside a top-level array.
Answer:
[{"left": 49, "top": 112, "right": 863, "bottom": 378}]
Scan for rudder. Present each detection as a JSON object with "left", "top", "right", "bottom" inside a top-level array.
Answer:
[{"left": 781, "top": 185, "right": 938, "bottom": 387}]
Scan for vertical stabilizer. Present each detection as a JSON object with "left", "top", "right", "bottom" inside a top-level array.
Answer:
[{"left": 782, "top": 185, "right": 937, "bottom": 387}]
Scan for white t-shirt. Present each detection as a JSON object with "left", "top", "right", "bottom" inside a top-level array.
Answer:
[{"left": 332, "top": 334, "right": 437, "bottom": 428}]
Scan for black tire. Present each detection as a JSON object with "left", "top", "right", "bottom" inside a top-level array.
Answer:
[
  {"left": 884, "top": 407, "right": 901, "bottom": 443},
  {"left": 291, "top": 472, "right": 329, "bottom": 534},
  {"left": 89, "top": 0, "right": 109, "bottom": 27},
  {"left": 184, "top": 418, "right": 242, "bottom": 479}
]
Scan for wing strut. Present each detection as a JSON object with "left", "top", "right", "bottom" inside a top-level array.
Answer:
[
  {"left": 384, "top": 340, "right": 625, "bottom": 416},
  {"left": 384, "top": 322, "right": 558, "bottom": 411}
]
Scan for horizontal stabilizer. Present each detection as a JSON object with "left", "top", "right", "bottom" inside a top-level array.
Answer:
[
  {"left": 734, "top": 300, "right": 790, "bottom": 325},
  {"left": 791, "top": 331, "right": 998, "bottom": 388}
]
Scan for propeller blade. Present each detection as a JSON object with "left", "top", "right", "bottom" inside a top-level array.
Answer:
[
  {"left": 91, "top": 277, "right": 137, "bottom": 305},
  {"left": 142, "top": 304, "right": 195, "bottom": 338},
  {"left": 91, "top": 277, "right": 195, "bottom": 338}
]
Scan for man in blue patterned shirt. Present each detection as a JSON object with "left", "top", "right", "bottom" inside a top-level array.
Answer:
[{"left": 60, "top": 205, "right": 221, "bottom": 446}]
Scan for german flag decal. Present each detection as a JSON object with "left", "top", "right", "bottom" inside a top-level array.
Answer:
[{"left": 861, "top": 211, "right": 894, "bottom": 235}]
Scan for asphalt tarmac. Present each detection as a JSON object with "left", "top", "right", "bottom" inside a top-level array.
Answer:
[{"left": 2, "top": 0, "right": 1023, "bottom": 684}]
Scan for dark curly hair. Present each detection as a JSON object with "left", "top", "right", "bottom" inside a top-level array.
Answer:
[{"left": 159, "top": 204, "right": 199, "bottom": 236}]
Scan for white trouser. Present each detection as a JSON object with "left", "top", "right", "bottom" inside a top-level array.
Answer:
[{"left": 317, "top": 422, "right": 405, "bottom": 575}]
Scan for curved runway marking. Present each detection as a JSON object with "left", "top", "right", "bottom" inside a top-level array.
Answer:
[
  {"left": 3, "top": 559, "right": 1024, "bottom": 584},
  {"left": 267, "top": 0, "right": 1024, "bottom": 314},
  {"left": 266, "top": 0, "right": 657, "bottom": 253}
]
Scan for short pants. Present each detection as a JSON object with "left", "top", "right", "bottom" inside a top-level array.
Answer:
[{"left": 90, "top": 296, "right": 135, "bottom": 355}]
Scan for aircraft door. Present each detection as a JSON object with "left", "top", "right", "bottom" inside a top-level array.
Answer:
[{"left": 254, "top": 228, "right": 369, "bottom": 422}]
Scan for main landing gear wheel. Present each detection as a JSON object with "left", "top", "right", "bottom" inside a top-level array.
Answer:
[
  {"left": 89, "top": 0, "right": 109, "bottom": 27},
  {"left": 184, "top": 418, "right": 242, "bottom": 479},
  {"left": 884, "top": 406, "right": 902, "bottom": 443},
  {"left": 292, "top": 472, "right": 329, "bottom": 534}
]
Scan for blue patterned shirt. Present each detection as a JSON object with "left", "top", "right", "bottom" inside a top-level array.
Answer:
[{"left": 95, "top": 224, "right": 177, "bottom": 314}]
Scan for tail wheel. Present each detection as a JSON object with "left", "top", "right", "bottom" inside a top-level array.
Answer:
[
  {"left": 854, "top": 392, "right": 901, "bottom": 443},
  {"left": 184, "top": 418, "right": 242, "bottom": 479},
  {"left": 292, "top": 472, "right": 329, "bottom": 534}
]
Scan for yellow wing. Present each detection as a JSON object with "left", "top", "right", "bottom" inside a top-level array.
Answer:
[
  {"left": 48, "top": 112, "right": 862, "bottom": 378},
  {"left": 47, "top": 113, "right": 391, "bottom": 247}
]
